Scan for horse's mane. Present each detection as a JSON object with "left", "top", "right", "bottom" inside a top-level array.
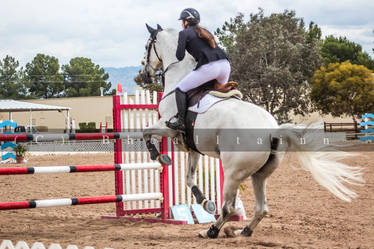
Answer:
[
  {"left": 161, "top": 28, "right": 179, "bottom": 44},
  {"left": 164, "top": 28, "right": 178, "bottom": 35},
  {"left": 154, "top": 27, "right": 196, "bottom": 75},
  {"left": 158, "top": 28, "right": 195, "bottom": 65}
]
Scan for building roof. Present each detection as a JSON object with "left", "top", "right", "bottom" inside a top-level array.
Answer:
[{"left": 0, "top": 99, "right": 71, "bottom": 112}]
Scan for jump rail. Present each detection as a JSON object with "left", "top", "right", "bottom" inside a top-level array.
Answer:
[
  {"left": 0, "top": 163, "right": 162, "bottom": 175},
  {"left": 0, "top": 132, "right": 143, "bottom": 142},
  {"left": 0, "top": 193, "right": 163, "bottom": 210}
]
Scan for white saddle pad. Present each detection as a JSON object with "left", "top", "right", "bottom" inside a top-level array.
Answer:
[{"left": 188, "top": 94, "right": 227, "bottom": 114}]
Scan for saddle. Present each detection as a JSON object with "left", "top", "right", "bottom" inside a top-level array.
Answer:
[
  {"left": 186, "top": 80, "right": 240, "bottom": 107},
  {"left": 183, "top": 80, "right": 240, "bottom": 154},
  {"left": 177, "top": 80, "right": 241, "bottom": 153}
]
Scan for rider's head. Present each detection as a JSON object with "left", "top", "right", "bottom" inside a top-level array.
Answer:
[{"left": 178, "top": 8, "right": 200, "bottom": 28}]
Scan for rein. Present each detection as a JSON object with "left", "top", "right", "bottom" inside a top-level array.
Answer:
[{"left": 160, "top": 89, "right": 175, "bottom": 101}]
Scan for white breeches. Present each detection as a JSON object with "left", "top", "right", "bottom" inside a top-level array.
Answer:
[{"left": 176, "top": 59, "right": 231, "bottom": 92}]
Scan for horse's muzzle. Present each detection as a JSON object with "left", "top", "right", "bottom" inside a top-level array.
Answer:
[{"left": 140, "top": 70, "right": 153, "bottom": 84}]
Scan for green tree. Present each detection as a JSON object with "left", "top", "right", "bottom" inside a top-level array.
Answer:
[
  {"left": 0, "top": 55, "right": 26, "bottom": 99},
  {"left": 306, "top": 21, "right": 322, "bottom": 44},
  {"left": 62, "top": 57, "right": 111, "bottom": 97},
  {"left": 321, "top": 36, "right": 374, "bottom": 70},
  {"left": 24, "top": 54, "right": 64, "bottom": 98},
  {"left": 215, "top": 9, "right": 321, "bottom": 122},
  {"left": 134, "top": 71, "right": 163, "bottom": 93},
  {"left": 311, "top": 61, "right": 374, "bottom": 122},
  {"left": 357, "top": 50, "right": 374, "bottom": 70}
]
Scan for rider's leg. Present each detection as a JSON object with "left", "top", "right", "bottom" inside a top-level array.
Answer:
[
  {"left": 165, "top": 88, "right": 187, "bottom": 131},
  {"left": 166, "top": 59, "right": 231, "bottom": 131},
  {"left": 176, "top": 59, "right": 230, "bottom": 92},
  {"left": 166, "top": 66, "right": 208, "bottom": 131},
  {"left": 215, "top": 59, "right": 231, "bottom": 85}
]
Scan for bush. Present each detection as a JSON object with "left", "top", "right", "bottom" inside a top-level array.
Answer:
[
  {"left": 14, "top": 143, "right": 28, "bottom": 157},
  {"left": 78, "top": 122, "right": 97, "bottom": 132},
  {"left": 35, "top": 126, "right": 48, "bottom": 132}
]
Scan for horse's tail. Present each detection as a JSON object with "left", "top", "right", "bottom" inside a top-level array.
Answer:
[{"left": 276, "top": 123, "right": 364, "bottom": 202}]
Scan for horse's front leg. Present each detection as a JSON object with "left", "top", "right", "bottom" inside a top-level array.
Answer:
[
  {"left": 186, "top": 151, "right": 216, "bottom": 214},
  {"left": 199, "top": 166, "right": 241, "bottom": 238},
  {"left": 143, "top": 119, "right": 179, "bottom": 165}
]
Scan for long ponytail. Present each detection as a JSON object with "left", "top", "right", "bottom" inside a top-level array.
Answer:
[{"left": 193, "top": 25, "right": 216, "bottom": 48}]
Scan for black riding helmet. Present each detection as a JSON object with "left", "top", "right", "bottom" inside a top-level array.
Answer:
[{"left": 178, "top": 8, "right": 200, "bottom": 25}]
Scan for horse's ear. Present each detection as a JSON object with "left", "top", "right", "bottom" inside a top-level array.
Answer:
[
  {"left": 146, "top": 23, "right": 156, "bottom": 34},
  {"left": 157, "top": 24, "right": 163, "bottom": 31}
]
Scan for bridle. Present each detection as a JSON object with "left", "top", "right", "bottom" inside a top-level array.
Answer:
[{"left": 146, "top": 35, "right": 162, "bottom": 70}]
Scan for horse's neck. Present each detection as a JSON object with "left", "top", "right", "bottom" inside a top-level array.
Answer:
[
  {"left": 157, "top": 30, "right": 195, "bottom": 94},
  {"left": 156, "top": 30, "right": 196, "bottom": 120}
]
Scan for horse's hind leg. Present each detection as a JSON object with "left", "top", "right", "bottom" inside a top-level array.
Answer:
[{"left": 227, "top": 152, "right": 284, "bottom": 237}]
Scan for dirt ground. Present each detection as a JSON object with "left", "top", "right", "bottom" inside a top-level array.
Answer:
[{"left": 0, "top": 144, "right": 373, "bottom": 249}]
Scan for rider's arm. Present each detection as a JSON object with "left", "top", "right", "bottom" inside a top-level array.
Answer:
[{"left": 176, "top": 30, "right": 187, "bottom": 61}]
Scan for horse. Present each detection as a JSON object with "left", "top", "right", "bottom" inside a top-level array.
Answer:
[{"left": 140, "top": 24, "right": 364, "bottom": 238}]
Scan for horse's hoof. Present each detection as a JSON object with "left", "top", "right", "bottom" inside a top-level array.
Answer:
[
  {"left": 203, "top": 200, "right": 216, "bottom": 214},
  {"left": 158, "top": 154, "right": 172, "bottom": 165},
  {"left": 199, "top": 227, "right": 219, "bottom": 239},
  {"left": 206, "top": 225, "right": 220, "bottom": 238},
  {"left": 240, "top": 226, "right": 253, "bottom": 237},
  {"left": 198, "top": 230, "right": 208, "bottom": 238},
  {"left": 223, "top": 226, "right": 242, "bottom": 238}
]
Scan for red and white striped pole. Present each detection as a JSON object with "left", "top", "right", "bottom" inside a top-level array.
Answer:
[
  {"left": 0, "top": 193, "right": 163, "bottom": 211},
  {"left": 0, "top": 163, "right": 162, "bottom": 175}
]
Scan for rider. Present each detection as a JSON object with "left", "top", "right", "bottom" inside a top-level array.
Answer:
[{"left": 166, "top": 8, "right": 231, "bottom": 131}]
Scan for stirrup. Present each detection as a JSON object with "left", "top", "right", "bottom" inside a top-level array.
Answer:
[{"left": 166, "top": 119, "right": 185, "bottom": 131}]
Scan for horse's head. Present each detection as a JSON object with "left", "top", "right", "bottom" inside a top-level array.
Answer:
[{"left": 140, "top": 24, "right": 164, "bottom": 84}]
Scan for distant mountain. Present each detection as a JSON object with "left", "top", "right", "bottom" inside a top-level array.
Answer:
[{"left": 104, "top": 66, "right": 141, "bottom": 94}]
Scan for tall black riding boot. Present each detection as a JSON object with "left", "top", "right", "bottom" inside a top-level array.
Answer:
[{"left": 166, "top": 88, "right": 187, "bottom": 131}]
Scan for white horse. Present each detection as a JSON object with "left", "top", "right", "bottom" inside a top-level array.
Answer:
[{"left": 140, "top": 25, "right": 364, "bottom": 238}]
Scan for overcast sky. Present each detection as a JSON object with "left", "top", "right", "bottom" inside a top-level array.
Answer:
[{"left": 1, "top": 0, "right": 373, "bottom": 68}]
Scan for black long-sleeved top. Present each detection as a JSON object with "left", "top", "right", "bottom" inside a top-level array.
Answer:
[{"left": 176, "top": 26, "right": 228, "bottom": 69}]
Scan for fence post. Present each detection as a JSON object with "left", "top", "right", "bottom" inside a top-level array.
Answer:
[
  {"left": 113, "top": 95, "right": 124, "bottom": 216},
  {"left": 156, "top": 92, "right": 170, "bottom": 219}
]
